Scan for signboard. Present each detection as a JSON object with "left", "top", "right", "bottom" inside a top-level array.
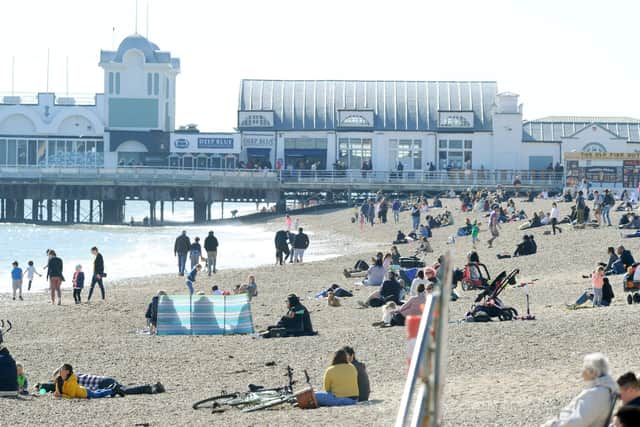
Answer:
[
  {"left": 564, "top": 151, "right": 640, "bottom": 160},
  {"left": 242, "top": 133, "right": 274, "bottom": 148},
  {"left": 174, "top": 138, "right": 189, "bottom": 149},
  {"left": 624, "top": 160, "right": 640, "bottom": 189},
  {"left": 198, "top": 137, "right": 233, "bottom": 149},
  {"left": 438, "top": 111, "right": 474, "bottom": 129},
  {"left": 584, "top": 166, "right": 620, "bottom": 183}
]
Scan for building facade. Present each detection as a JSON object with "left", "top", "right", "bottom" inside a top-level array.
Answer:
[{"left": 0, "top": 34, "right": 639, "bottom": 180}]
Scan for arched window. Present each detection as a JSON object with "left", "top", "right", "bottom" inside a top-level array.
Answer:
[
  {"left": 341, "top": 115, "right": 370, "bottom": 126},
  {"left": 582, "top": 142, "right": 607, "bottom": 153},
  {"left": 240, "top": 115, "right": 272, "bottom": 127}
]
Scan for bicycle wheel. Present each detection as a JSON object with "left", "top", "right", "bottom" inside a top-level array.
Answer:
[
  {"left": 242, "top": 395, "right": 296, "bottom": 413},
  {"left": 192, "top": 393, "right": 239, "bottom": 410}
]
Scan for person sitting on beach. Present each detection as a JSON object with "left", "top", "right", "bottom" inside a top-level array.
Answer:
[
  {"left": 513, "top": 235, "right": 537, "bottom": 257},
  {"left": 343, "top": 258, "right": 375, "bottom": 278},
  {"left": 394, "top": 230, "right": 408, "bottom": 244},
  {"left": 410, "top": 270, "right": 429, "bottom": 297},
  {"left": 145, "top": 290, "right": 167, "bottom": 334},
  {"left": 260, "top": 294, "right": 315, "bottom": 338},
  {"left": 388, "top": 283, "right": 426, "bottom": 326},
  {"left": 569, "top": 277, "right": 614, "bottom": 309},
  {"left": 16, "top": 363, "right": 28, "bottom": 395},
  {"left": 542, "top": 353, "right": 618, "bottom": 427},
  {"left": 620, "top": 213, "right": 640, "bottom": 230},
  {"left": 342, "top": 346, "right": 370, "bottom": 402},
  {"left": 235, "top": 274, "right": 258, "bottom": 300},
  {"left": 391, "top": 246, "right": 401, "bottom": 265},
  {"left": 414, "top": 238, "right": 433, "bottom": 256},
  {"left": 362, "top": 257, "right": 386, "bottom": 286},
  {"left": 617, "top": 246, "right": 635, "bottom": 271},
  {"left": 615, "top": 406, "right": 640, "bottom": 427},
  {"left": 40, "top": 370, "right": 165, "bottom": 396},
  {"left": 360, "top": 271, "right": 402, "bottom": 308},
  {"left": 618, "top": 372, "right": 640, "bottom": 407},
  {"left": 314, "top": 349, "right": 359, "bottom": 407},
  {"left": 54, "top": 364, "right": 115, "bottom": 399}
]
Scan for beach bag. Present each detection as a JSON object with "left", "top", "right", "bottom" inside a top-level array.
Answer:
[
  {"left": 354, "top": 260, "right": 369, "bottom": 271},
  {"left": 295, "top": 387, "right": 318, "bottom": 409}
]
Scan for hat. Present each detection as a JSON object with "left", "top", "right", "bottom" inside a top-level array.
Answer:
[{"left": 424, "top": 267, "right": 437, "bottom": 278}]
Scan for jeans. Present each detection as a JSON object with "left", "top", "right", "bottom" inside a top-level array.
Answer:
[
  {"left": 593, "top": 287, "right": 603, "bottom": 307},
  {"left": 393, "top": 210, "right": 400, "bottom": 223},
  {"left": 186, "top": 280, "right": 194, "bottom": 295},
  {"left": 412, "top": 216, "right": 420, "bottom": 231},
  {"left": 98, "top": 378, "right": 152, "bottom": 395},
  {"left": 73, "top": 288, "right": 82, "bottom": 304},
  {"left": 315, "top": 391, "right": 357, "bottom": 407},
  {"left": 190, "top": 254, "right": 200, "bottom": 270},
  {"left": 86, "top": 388, "right": 113, "bottom": 398},
  {"left": 574, "top": 291, "right": 593, "bottom": 306},
  {"left": 207, "top": 251, "right": 217, "bottom": 274},
  {"left": 88, "top": 274, "right": 104, "bottom": 301},
  {"left": 602, "top": 205, "right": 611, "bottom": 226},
  {"left": 177, "top": 253, "right": 187, "bottom": 275},
  {"left": 551, "top": 218, "right": 562, "bottom": 235},
  {"left": 577, "top": 208, "right": 585, "bottom": 224}
]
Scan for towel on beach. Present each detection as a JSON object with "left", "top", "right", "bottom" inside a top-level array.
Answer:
[{"left": 156, "top": 294, "right": 254, "bottom": 336}]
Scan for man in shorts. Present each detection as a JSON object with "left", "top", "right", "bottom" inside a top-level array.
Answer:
[{"left": 11, "top": 261, "right": 23, "bottom": 301}]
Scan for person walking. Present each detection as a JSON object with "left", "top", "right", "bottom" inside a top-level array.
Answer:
[
  {"left": 575, "top": 191, "right": 586, "bottom": 225},
  {"left": 487, "top": 206, "right": 501, "bottom": 248},
  {"left": 174, "top": 231, "right": 191, "bottom": 276},
  {"left": 72, "top": 264, "right": 85, "bottom": 305},
  {"left": 11, "top": 261, "right": 23, "bottom": 301},
  {"left": 392, "top": 199, "right": 401, "bottom": 224},
  {"left": 550, "top": 202, "right": 562, "bottom": 235},
  {"left": 274, "top": 230, "right": 290, "bottom": 266},
  {"left": 87, "top": 247, "right": 105, "bottom": 302},
  {"left": 411, "top": 204, "right": 420, "bottom": 232},
  {"left": 293, "top": 227, "right": 310, "bottom": 263},
  {"left": 602, "top": 189, "right": 614, "bottom": 227},
  {"left": 47, "top": 250, "right": 64, "bottom": 305},
  {"left": 24, "top": 261, "right": 41, "bottom": 291},
  {"left": 189, "top": 237, "right": 202, "bottom": 271},
  {"left": 204, "top": 231, "right": 219, "bottom": 275}
]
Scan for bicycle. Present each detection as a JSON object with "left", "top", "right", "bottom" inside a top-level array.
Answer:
[{"left": 192, "top": 366, "right": 312, "bottom": 413}]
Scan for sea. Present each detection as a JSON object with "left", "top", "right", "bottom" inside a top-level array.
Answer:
[{"left": 0, "top": 201, "right": 339, "bottom": 293}]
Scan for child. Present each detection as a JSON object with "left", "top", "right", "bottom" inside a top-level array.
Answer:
[
  {"left": 592, "top": 265, "right": 605, "bottom": 307},
  {"left": 359, "top": 213, "right": 365, "bottom": 231},
  {"left": 240, "top": 274, "right": 258, "bottom": 300},
  {"left": 24, "top": 261, "right": 41, "bottom": 291},
  {"left": 16, "top": 363, "right": 29, "bottom": 395},
  {"left": 211, "top": 285, "right": 222, "bottom": 295},
  {"left": 185, "top": 264, "right": 202, "bottom": 295},
  {"left": 327, "top": 291, "right": 341, "bottom": 307},
  {"left": 11, "top": 261, "right": 23, "bottom": 301},
  {"left": 72, "top": 265, "right": 85, "bottom": 304},
  {"left": 54, "top": 364, "right": 114, "bottom": 399},
  {"left": 285, "top": 214, "right": 293, "bottom": 231},
  {"left": 382, "top": 301, "right": 397, "bottom": 325},
  {"left": 471, "top": 221, "right": 480, "bottom": 249}
]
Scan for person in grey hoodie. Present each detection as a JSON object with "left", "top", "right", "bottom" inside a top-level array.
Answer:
[{"left": 542, "top": 353, "right": 618, "bottom": 427}]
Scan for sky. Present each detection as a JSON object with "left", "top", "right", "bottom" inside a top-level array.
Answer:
[{"left": 0, "top": 0, "right": 638, "bottom": 131}]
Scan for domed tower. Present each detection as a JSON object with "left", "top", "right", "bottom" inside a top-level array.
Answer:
[{"left": 99, "top": 34, "right": 180, "bottom": 166}]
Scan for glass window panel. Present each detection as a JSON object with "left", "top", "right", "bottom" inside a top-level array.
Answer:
[
  {"left": 0, "top": 139, "right": 6, "bottom": 164},
  {"left": 439, "top": 140, "right": 447, "bottom": 148},
  {"left": 16, "top": 140, "right": 27, "bottom": 165},
  {"left": 154, "top": 73, "right": 159, "bottom": 95},
  {"left": 115, "top": 72, "right": 120, "bottom": 94},
  {"left": 37, "top": 140, "right": 46, "bottom": 165},
  {"left": 7, "top": 139, "right": 17, "bottom": 165},
  {"left": 464, "top": 151, "right": 472, "bottom": 166},
  {"left": 449, "top": 152, "right": 463, "bottom": 169},
  {"left": 464, "top": 140, "right": 472, "bottom": 149},
  {"left": 147, "top": 73, "right": 152, "bottom": 95},
  {"left": 27, "top": 140, "right": 37, "bottom": 165},
  {"left": 449, "top": 140, "right": 463, "bottom": 149}
]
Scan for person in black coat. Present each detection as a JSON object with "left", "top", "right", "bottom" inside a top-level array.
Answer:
[
  {"left": 174, "top": 231, "right": 191, "bottom": 276},
  {"left": 47, "top": 250, "right": 64, "bottom": 305},
  {"left": 293, "top": 228, "right": 310, "bottom": 263},
  {"left": 203, "top": 231, "right": 219, "bottom": 276},
  {"left": 274, "top": 230, "right": 290, "bottom": 265},
  {"left": 618, "top": 246, "right": 636, "bottom": 270},
  {"left": 88, "top": 247, "right": 105, "bottom": 301},
  {"left": 0, "top": 322, "right": 17, "bottom": 397}
]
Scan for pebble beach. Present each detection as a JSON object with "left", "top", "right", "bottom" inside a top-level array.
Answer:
[{"left": 2, "top": 198, "right": 640, "bottom": 426}]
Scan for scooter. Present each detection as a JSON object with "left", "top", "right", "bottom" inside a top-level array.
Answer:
[{"left": 515, "top": 280, "right": 536, "bottom": 320}]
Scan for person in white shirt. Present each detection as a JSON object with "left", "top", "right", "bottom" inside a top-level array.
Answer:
[
  {"left": 24, "top": 260, "right": 42, "bottom": 291},
  {"left": 410, "top": 270, "right": 429, "bottom": 297},
  {"left": 550, "top": 202, "right": 562, "bottom": 235}
]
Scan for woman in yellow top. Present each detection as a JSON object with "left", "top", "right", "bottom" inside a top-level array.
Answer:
[
  {"left": 54, "top": 364, "right": 114, "bottom": 399},
  {"left": 315, "top": 349, "right": 359, "bottom": 406}
]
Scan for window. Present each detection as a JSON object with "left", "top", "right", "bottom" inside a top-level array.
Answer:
[
  {"left": 166, "top": 78, "right": 169, "bottom": 96},
  {"left": 108, "top": 72, "right": 114, "bottom": 94},
  {"left": 341, "top": 115, "right": 370, "bottom": 126},
  {"left": 389, "top": 139, "right": 422, "bottom": 169},
  {"left": 0, "top": 139, "right": 6, "bottom": 164},
  {"left": 7, "top": 140, "right": 16, "bottom": 165},
  {"left": 115, "top": 72, "right": 121, "bottom": 94},
  {"left": 17, "top": 140, "right": 27, "bottom": 165},
  {"left": 583, "top": 142, "right": 607, "bottom": 153},
  {"left": 147, "top": 73, "right": 152, "bottom": 95},
  {"left": 438, "top": 139, "right": 472, "bottom": 170},
  {"left": 153, "top": 73, "right": 159, "bottom": 95},
  {"left": 338, "top": 137, "right": 372, "bottom": 169},
  {"left": 240, "top": 115, "right": 272, "bottom": 127}
]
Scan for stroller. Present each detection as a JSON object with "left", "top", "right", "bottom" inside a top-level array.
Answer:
[
  {"left": 453, "top": 262, "right": 491, "bottom": 291},
  {"left": 623, "top": 264, "right": 640, "bottom": 304},
  {"left": 466, "top": 269, "right": 520, "bottom": 322}
]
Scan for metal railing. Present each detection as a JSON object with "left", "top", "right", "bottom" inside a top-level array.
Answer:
[{"left": 0, "top": 165, "right": 564, "bottom": 188}]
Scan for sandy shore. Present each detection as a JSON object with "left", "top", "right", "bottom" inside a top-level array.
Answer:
[{"left": 2, "top": 198, "right": 640, "bottom": 426}]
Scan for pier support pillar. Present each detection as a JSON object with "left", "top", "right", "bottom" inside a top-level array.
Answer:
[
  {"left": 66, "top": 200, "right": 75, "bottom": 223},
  {"left": 46, "top": 200, "right": 53, "bottom": 222},
  {"left": 15, "top": 199, "right": 24, "bottom": 221},
  {"left": 0, "top": 199, "right": 4, "bottom": 220},
  {"left": 160, "top": 201, "right": 164, "bottom": 224},
  {"left": 76, "top": 200, "right": 81, "bottom": 223},
  {"left": 5, "top": 199, "right": 16, "bottom": 221},
  {"left": 89, "top": 200, "right": 94, "bottom": 223},
  {"left": 60, "top": 200, "right": 66, "bottom": 223},
  {"left": 194, "top": 201, "right": 208, "bottom": 223},
  {"left": 102, "top": 200, "right": 124, "bottom": 225},
  {"left": 149, "top": 201, "right": 156, "bottom": 225},
  {"left": 31, "top": 199, "right": 39, "bottom": 221}
]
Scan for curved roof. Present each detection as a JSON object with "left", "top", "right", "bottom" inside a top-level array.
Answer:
[
  {"left": 238, "top": 79, "right": 497, "bottom": 131},
  {"left": 99, "top": 34, "right": 180, "bottom": 70}
]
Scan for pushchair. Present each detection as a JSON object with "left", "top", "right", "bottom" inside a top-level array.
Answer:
[
  {"left": 623, "top": 264, "right": 640, "bottom": 304},
  {"left": 466, "top": 269, "right": 519, "bottom": 322},
  {"left": 453, "top": 262, "right": 491, "bottom": 291}
]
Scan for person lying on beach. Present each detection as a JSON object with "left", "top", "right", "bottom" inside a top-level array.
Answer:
[
  {"left": 54, "top": 364, "right": 115, "bottom": 399},
  {"left": 41, "top": 370, "right": 164, "bottom": 396},
  {"left": 343, "top": 258, "right": 375, "bottom": 278},
  {"left": 260, "top": 294, "right": 315, "bottom": 338},
  {"left": 315, "top": 284, "right": 353, "bottom": 299},
  {"left": 314, "top": 349, "right": 359, "bottom": 407},
  {"left": 542, "top": 353, "right": 618, "bottom": 427},
  {"left": 620, "top": 213, "right": 640, "bottom": 229}
]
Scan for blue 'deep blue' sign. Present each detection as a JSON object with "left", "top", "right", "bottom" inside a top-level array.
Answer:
[{"left": 198, "top": 137, "right": 234, "bottom": 149}]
